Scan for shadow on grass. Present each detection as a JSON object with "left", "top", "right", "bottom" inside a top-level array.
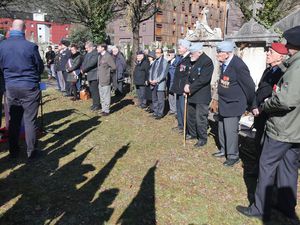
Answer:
[
  {"left": 110, "top": 99, "right": 134, "bottom": 114},
  {"left": 0, "top": 107, "right": 130, "bottom": 224},
  {"left": 117, "top": 160, "right": 158, "bottom": 225}
]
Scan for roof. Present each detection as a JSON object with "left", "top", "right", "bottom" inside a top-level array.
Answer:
[{"left": 225, "top": 18, "right": 279, "bottom": 43}]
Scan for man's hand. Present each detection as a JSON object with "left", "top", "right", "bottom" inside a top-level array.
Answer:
[
  {"left": 184, "top": 84, "right": 190, "bottom": 94},
  {"left": 210, "top": 99, "right": 218, "bottom": 113},
  {"left": 252, "top": 108, "right": 260, "bottom": 117}
]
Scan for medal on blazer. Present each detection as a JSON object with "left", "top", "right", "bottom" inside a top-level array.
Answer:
[
  {"left": 197, "top": 67, "right": 201, "bottom": 75},
  {"left": 180, "top": 64, "right": 186, "bottom": 72},
  {"left": 220, "top": 75, "right": 230, "bottom": 88}
]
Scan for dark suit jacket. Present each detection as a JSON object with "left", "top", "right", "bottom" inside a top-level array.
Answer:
[
  {"left": 171, "top": 53, "right": 191, "bottom": 95},
  {"left": 252, "top": 66, "right": 284, "bottom": 129},
  {"left": 186, "top": 53, "right": 214, "bottom": 104},
  {"left": 82, "top": 49, "right": 98, "bottom": 81},
  {"left": 218, "top": 55, "right": 255, "bottom": 117}
]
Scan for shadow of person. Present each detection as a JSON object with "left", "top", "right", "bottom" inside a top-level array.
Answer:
[
  {"left": 239, "top": 135, "right": 259, "bottom": 206},
  {"left": 0, "top": 140, "right": 130, "bottom": 225},
  {"left": 110, "top": 99, "right": 134, "bottom": 114},
  {"left": 55, "top": 143, "right": 130, "bottom": 225},
  {"left": 117, "top": 160, "right": 158, "bottom": 225}
]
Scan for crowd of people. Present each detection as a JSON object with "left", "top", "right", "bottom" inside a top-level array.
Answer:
[
  {"left": 0, "top": 19, "right": 300, "bottom": 222},
  {"left": 45, "top": 40, "right": 126, "bottom": 115}
]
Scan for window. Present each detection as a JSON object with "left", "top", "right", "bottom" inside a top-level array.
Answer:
[
  {"left": 142, "top": 23, "right": 146, "bottom": 32},
  {"left": 156, "top": 36, "right": 162, "bottom": 41},
  {"left": 156, "top": 23, "right": 162, "bottom": 28}
]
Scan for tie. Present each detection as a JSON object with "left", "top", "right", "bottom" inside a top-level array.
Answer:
[{"left": 221, "top": 64, "right": 226, "bottom": 73}]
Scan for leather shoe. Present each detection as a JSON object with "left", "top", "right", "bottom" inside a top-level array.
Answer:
[
  {"left": 101, "top": 112, "right": 110, "bottom": 116},
  {"left": 155, "top": 115, "right": 163, "bottom": 120},
  {"left": 194, "top": 140, "right": 207, "bottom": 148},
  {"left": 236, "top": 205, "right": 262, "bottom": 219},
  {"left": 212, "top": 151, "right": 225, "bottom": 158},
  {"left": 186, "top": 134, "right": 196, "bottom": 140},
  {"left": 223, "top": 158, "right": 240, "bottom": 167}
]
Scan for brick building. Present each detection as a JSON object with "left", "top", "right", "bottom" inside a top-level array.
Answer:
[
  {"left": 112, "top": 0, "right": 227, "bottom": 47},
  {"left": 0, "top": 10, "right": 70, "bottom": 44}
]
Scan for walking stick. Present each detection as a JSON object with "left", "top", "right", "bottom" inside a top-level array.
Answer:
[{"left": 183, "top": 94, "right": 188, "bottom": 147}]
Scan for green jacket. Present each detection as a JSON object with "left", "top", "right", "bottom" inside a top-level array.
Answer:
[{"left": 262, "top": 51, "right": 300, "bottom": 143}]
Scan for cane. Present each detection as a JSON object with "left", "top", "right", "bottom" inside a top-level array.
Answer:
[{"left": 183, "top": 94, "right": 188, "bottom": 147}]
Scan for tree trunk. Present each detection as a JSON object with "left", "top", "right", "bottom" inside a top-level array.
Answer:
[{"left": 130, "top": 26, "right": 140, "bottom": 91}]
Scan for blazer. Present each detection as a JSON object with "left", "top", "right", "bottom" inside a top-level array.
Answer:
[
  {"left": 81, "top": 49, "right": 98, "bottom": 81},
  {"left": 171, "top": 53, "right": 191, "bottom": 94},
  {"left": 186, "top": 52, "right": 214, "bottom": 104},
  {"left": 97, "top": 51, "right": 116, "bottom": 86},
  {"left": 217, "top": 55, "right": 255, "bottom": 117}
]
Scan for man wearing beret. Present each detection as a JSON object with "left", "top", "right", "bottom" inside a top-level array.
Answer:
[
  {"left": 170, "top": 39, "right": 191, "bottom": 132},
  {"left": 243, "top": 43, "right": 288, "bottom": 205},
  {"left": 184, "top": 42, "right": 214, "bottom": 147},
  {"left": 237, "top": 26, "right": 300, "bottom": 221},
  {"left": 213, "top": 41, "right": 255, "bottom": 166}
]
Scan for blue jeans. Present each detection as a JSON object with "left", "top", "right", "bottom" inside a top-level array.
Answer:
[{"left": 176, "top": 94, "right": 184, "bottom": 129}]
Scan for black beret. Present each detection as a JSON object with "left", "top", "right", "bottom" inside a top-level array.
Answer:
[
  {"left": 60, "top": 39, "right": 70, "bottom": 47},
  {"left": 283, "top": 26, "right": 300, "bottom": 47},
  {"left": 167, "top": 49, "right": 175, "bottom": 54}
]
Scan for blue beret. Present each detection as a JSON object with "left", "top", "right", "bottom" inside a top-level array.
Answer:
[
  {"left": 217, "top": 41, "right": 235, "bottom": 52},
  {"left": 283, "top": 26, "right": 300, "bottom": 47},
  {"left": 178, "top": 39, "right": 191, "bottom": 49},
  {"left": 189, "top": 42, "right": 203, "bottom": 53}
]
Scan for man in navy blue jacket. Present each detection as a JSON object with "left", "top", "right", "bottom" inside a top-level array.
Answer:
[
  {"left": 0, "top": 19, "right": 44, "bottom": 159},
  {"left": 213, "top": 41, "right": 255, "bottom": 166}
]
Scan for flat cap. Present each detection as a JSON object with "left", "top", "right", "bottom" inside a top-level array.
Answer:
[
  {"left": 271, "top": 43, "right": 288, "bottom": 55},
  {"left": 283, "top": 26, "right": 300, "bottom": 47},
  {"left": 147, "top": 50, "right": 156, "bottom": 59},
  {"left": 178, "top": 39, "right": 191, "bottom": 49},
  {"left": 217, "top": 41, "right": 235, "bottom": 52},
  {"left": 189, "top": 42, "right": 203, "bottom": 53},
  {"left": 136, "top": 50, "right": 144, "bottom": 55}
]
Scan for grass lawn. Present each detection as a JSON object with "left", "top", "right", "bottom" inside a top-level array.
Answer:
[{"left": 0, "top": 85, "right": 299, "bottom": 225}]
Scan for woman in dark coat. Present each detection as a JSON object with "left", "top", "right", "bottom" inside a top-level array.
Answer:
[{"left": 145, "top": 50, "right": 156, "bottom": 112}]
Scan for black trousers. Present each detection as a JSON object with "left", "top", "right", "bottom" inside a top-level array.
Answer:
[
  {"left": 250, "top": 135, "right": 300, "bottom": 219},
  {"left": 0, "top": 92, "right": 3, "bottom": 128},
  {"left": 6, "top": 86, "right": 40, "bottom": 157},
  {"left": 63, "top": 71, "right": 71, "bottom": 95},
  {"left": 187, "top": 103, "right": 209, "bottom": 142},
  {"left": 89, "top": 80, "right": 100, "bottom": 108}
]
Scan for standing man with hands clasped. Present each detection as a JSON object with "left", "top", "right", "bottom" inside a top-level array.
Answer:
[
  {"left": 212, "top": 41, "right": 255, "bottom": 167},
  {"left": 184, "top": 42, "right": 214, "bottom": 148},
  {"left": 237, "top": 26, "right": 300, "bottom": 222}
]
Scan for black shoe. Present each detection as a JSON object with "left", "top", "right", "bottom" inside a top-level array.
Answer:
[
  {"left": 155, "top": 115, "right": 163, "bottom": 120},
  {"left": 186, "top": 134, "right": 196, "bottom": 140},
  {"left": 101, "top": 112, "right": 110, "bottom": 116},
  {"left": 150, "top": 113, "right": 158, "bottom": 118},
  {"left": 236, "top": 205, "right": 262, "bottom": 219},
  {"left": 223, "top": 158, "right": 240, "bottom": 167},
  {"left": 91, "top": 106, "right": 100, "bottom": 111},
  {"left": 27, "top": 150, "right": 43, "bottom": 163},
  {"left": 194, "top": 140, "right": 207, "bottom": 148},
  {"left": 212, "top": 151, "right": 225, "bottom": 158}
]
